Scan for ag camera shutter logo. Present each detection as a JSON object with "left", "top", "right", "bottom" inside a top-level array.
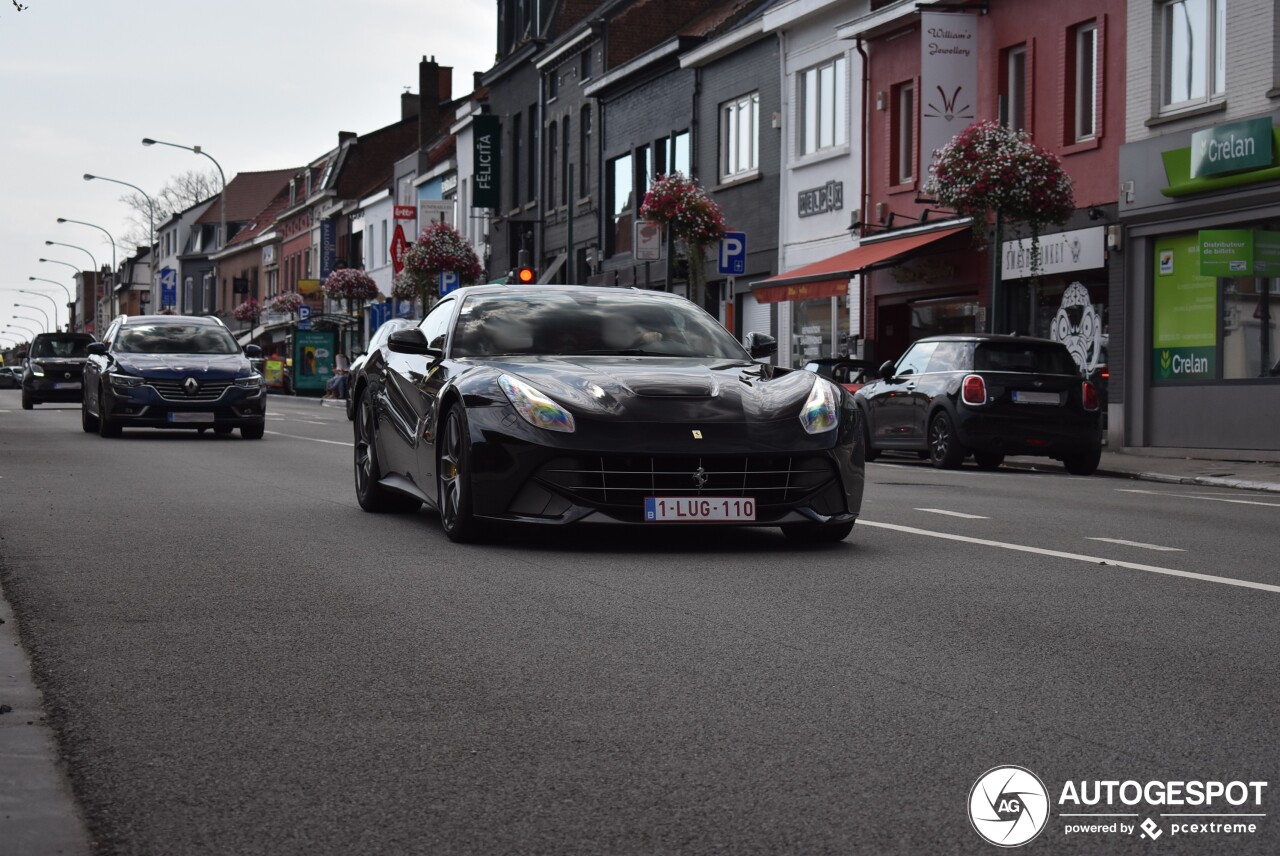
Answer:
[{"left": 969, "top": 766, "right": 1050, "bottom": 847}]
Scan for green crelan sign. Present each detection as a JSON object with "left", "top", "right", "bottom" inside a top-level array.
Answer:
[
  {"left": 1199, "top": 229, "right": 1280, "bottom": 276},
  {"left": 1153, "top": 234, "right": 1216, "bottom": 382},
  {"left": 1190, "top": 118, "right": 1274, "bottom": 178}
]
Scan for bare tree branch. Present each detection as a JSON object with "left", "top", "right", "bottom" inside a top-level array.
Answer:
[{"left": 116, "top": 169, "right": 221, "bottom": 254}]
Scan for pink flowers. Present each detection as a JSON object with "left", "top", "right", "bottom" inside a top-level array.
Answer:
[
  {"left": 925, "top": 120, "right": 1075, "bottom": 230},
  {"left": 399, "top": 222, "right": 483, "bottom": 305},
  {"left": 268, "top": 291, "right": 305, "bottom": 314},
  {"left": 232, "top": 298, "right": 261, "bottom": 322},
  {"left": 322, "top": 268, "right": 379, "bottom": 301},
  {"left": 640, "top": 172, "right": 726, "bottom": 248}
]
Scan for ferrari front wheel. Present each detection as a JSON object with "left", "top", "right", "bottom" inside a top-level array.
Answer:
[{"left": 438, "top": 402, "right": 481, "bottom": 543}]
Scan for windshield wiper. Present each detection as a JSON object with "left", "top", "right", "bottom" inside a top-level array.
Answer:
[{"left": 575, "top": 348, "right": 672, "bottom": 357}]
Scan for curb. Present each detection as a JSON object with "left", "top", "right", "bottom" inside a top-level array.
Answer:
[{"left": 999, "top": 459, "right": 1280, "bottom": 494}]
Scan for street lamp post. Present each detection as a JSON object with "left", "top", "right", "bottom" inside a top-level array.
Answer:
[
  {"left": 29, "top": 276, "right": 76, "bottom": 332},
  {"left": 84, "top": 173, "right": 157, "bottom": 313},
  {"left": 14, "top": 313, "right": 47, "bottom": 333},
  {"left": 58, "top": 218, "right": 118, "bottom": 329},
  {"left": 17, "top": 290, "right": 61, "bottom": 331},
  {"left": 142, "top": 138, "right": 226, "bottom": 252},
  {"left": 15, "top": 303, "right": 51, "bottom": 332},
  {"left": 45, "top": 241, "right": 99, "bottom": 332}
]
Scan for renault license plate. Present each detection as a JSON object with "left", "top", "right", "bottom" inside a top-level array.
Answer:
[
  {"left": 644, "top": 497, "right": 756, "bottom": 522},
  {"left": 168, "top": 412, "right": 215, "bottom": 424}
]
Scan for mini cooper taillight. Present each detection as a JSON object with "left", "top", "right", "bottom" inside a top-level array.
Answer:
[
  {"left": 1082, "top": 380, "right": 1100, "bottom": 411},
  {"left": 961, "top": 374, "right": 987, "bottom": 406}
]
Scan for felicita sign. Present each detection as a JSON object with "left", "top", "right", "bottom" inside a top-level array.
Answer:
[{"left": 472, "top": 114, "right": 501, "bottom": 210}]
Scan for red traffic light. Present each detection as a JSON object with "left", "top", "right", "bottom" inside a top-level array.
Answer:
[{"left": 509, "top": 266, "right": 536, "bottom": 284}]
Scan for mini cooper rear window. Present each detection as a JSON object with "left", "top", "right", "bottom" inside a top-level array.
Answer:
[
  {"left": 30, "top": 334, "right": 95, "bottom": 359},
  {"left": 974, "top": 342, "right": 1078, "bottom": 375}
]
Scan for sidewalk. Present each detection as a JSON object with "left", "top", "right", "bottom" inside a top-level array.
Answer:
[{"left": 1004, "top": 447, "right": 1280, "bottom": 493}]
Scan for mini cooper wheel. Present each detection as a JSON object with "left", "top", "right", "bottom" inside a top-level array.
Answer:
[
  {"left": 1063, "top": 447, "right": 1101, "bottom": 476},
  {"left": 782, "top": 520, "right": 855, "bottom": 544},
  {"left": 928, "top": 411, "right": 964, "bottom": 469},
  {"left": 973, "top": 451, "right": 1004, "bottom": 470},
  {"left": 353, "top": 393, "right": 419, "bottom": 513},
  {"left": 438, "top": 402, "right": 480, "bottom": 543}
]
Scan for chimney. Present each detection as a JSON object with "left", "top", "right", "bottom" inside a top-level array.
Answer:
[
  {"left": 473, "top": 71, "right": 484, "bottom": 92},
  {"left": 401, "top": 90, "right": 421, "bottom": 120},
  {"left": 419, "top": 56, "right": 446, "bottom": 146},
  {"left": 338, "top": 130, "right": 357, "bottom": 146}
]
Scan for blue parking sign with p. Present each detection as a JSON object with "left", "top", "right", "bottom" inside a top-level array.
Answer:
[
  {"left": 439, "top": 270, "right": 460, "bottom": 296},
  {"left": 718, "top": 231, "right": 747, "bottom": 275}
]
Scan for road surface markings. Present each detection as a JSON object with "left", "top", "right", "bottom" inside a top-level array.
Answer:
[
  {"left": 860, "top": 520, "right": 1280, "bottom": 594},
  {"left": 1087, "top": 537, "right": 1184, "bottom": 552},
  {"left": 1117, "top": 488, "right": 1280, "bottom": 508},
  {"left": 264, "top": 431, "right": 351, "bottom": 447},
  {"left": 915, "top": 508, "right": 989, "bottom": 519}
]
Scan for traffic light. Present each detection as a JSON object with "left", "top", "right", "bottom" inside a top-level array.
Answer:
[{"left": 507, "top": 265, "right": 536, "bottom": 284}]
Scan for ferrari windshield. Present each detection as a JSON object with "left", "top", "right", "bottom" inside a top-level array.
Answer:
[
  {"left": 451, "top": 290, "right": 750, "bottom": 359},
  {"left": 115, "top": 323, "right": 241, "bottom": 355}
]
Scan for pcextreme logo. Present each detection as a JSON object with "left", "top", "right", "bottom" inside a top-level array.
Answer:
[{"left": 970, "top": 767, "right": 1269, "bottom": 847}]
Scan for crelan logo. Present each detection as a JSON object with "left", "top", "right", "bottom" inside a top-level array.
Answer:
[{"left": 1160, "top": 350, "right": 1172, "bottom": 373}]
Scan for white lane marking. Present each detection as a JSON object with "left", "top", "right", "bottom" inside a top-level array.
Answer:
[
  {"left": 859, "top": 520, "right": 1280, "bottom": 594},
  {"left": 264, "top": 431, "right": 351, "bottom": 447},
  {"left": 1087, "top": 537, "right": 1185, "bottom": 552},
  {"left": 1117, "top": 488, "right": 1280, "bottom": 508},
  {"left": 915, "top": 508, "right": 989, "bottom": 519}
]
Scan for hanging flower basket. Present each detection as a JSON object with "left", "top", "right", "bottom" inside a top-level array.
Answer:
[
  {"left": 400, "top": 222, "right": 483, "bottom": 307},
  {"left": 232, "top": 298, "right": 261, "bottom": 323},
  {"left": 269, "top": 291, "right": 305, "bottom": 314},
  {"left": 924, "top": 120, "right": 1074, "bottom": 250},
  {"left": 639, "top": 172, "right": 726, "bottom": 306},
  {"left": 322, "top": 267, "right": 379, "bottom": 301}
]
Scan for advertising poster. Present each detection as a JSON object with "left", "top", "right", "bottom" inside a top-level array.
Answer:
[
  {"left": 294, "top": 330, "right": 336, "bottom": 393},
  {"left": 1153, "top": 234, "right": 1217, "bottom": 382},
  {"left": 263, "top": 359, "right": 285, "bottom": 390}
]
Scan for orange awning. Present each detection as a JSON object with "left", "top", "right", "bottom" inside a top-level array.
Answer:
[{"left": 751, "top": 226, "right": 967, "bottom": 304}]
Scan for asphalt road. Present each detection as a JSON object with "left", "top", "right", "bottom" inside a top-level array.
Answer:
[{"left": 0, "top": 390, "right": 1276, "bottom": 855}]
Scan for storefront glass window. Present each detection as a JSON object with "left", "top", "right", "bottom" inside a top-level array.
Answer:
[
  {"left": 910, "top": 297, "right": 981, "bottom": 339},
  {"left": 791, "top": 298, "right": 833, "bottom": 366},
  {"left": 1222, "top": 276, "right": 1280, "bottom": 378}
]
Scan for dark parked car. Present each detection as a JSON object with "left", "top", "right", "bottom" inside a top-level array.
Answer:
[
  {"left": 0, "top": 366, "right": 21, "bottom": 389},
  {"left": 81, "top": 314, "right": 266, "bottom": 439},
  {"left": 346, "top": 317, "right": 420, "bottom": 420},
  {"left": 802, "top": 358, "right": 880, "bottom": 394},
  {"left": 20, "top": 332, "right": 96, "bottom": 409},
  {"left": 351, "top": 285, "right": 865, "bottom": 543},
  {"left": 855, "top": 334, "right": 1102, "bottom": 474}
]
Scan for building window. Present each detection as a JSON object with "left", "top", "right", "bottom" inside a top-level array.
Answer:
[
  {"left": 547, "top": 121, "right": 558, "bottom": 209},
  {"left": 527, "top": 103, "right": 537, "bottom": 203},
  {"left": 1161, "top": 0, "right": 1226, "bottom": 109},
  {"left": 1004, "top": 45, "right": 1028, "bottom": 131},
  {"left": 547, "top": 69, "right": 559, "bottom": 101},
  {"left": 892, "top": 80, "right": 915, "bottom": 185},
  {"left": 636, "top": 144, "right": 650, "bottom": 201},
  {"left": 1072, "top": 21, "right": 1098, "bottom": 141},
  {"left": 512, "top": 112, "right": 522, "bottom": 211},
  {"left": 561, "top": 116, "right": 571, "bottom": 203},
  {"left": 720, "top": 92, "right": 760, "bottom": 181},
  {"left": 580, "top": 49, "right": 592, "bottom": 81},
  {"left": 799, "top": 55, "right": 848, "bottom": 156},
  {"left": 607, "top": 153, "right": 633, "bottom": 257},
  {"left": 580, "top": 106, "right": 592, "bottom": 197},
  {"left": 381, "top": 221, "right": 388, "bottom": 266},
  {"left": 671, "top": 130, "right": 690, "bottom": 176}
]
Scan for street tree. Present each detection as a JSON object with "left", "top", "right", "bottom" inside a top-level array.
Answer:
[{"left": 116, "top": 169, "right": 221, "bottom": 253}]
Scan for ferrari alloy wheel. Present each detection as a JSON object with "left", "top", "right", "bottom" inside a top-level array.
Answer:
[
  {"left": 928, "top": 411, "right": 963, "bottom": 469},
  {"left": 97, "top": 389, "right": 121, "bottom": 438},
  {"left": 438, "top": 402, "right": 480, "bottom": 543},
  {"left": 354, "top": 392, "right": 419, "bottom": 513}
]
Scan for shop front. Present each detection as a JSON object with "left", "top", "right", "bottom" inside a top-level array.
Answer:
[
  {"left": 751, "top": 225, "right": 969, "bottom": 368},
  {"left": 1119, "top": 110, "right": 1280, "bottom": 451}
]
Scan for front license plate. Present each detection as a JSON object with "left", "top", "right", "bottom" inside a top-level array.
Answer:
[
  {"left": 1011, "top": 390, "right": 1061, "bottom": 405},
  {"left": 644, "top": 497, "right": 756, "bottom": 522},
  {"left": 168, "top": 412, "right": 215, "bottom": 424},
  {"left": 53, "top": 382, "right": 81, "bottom": 390}
]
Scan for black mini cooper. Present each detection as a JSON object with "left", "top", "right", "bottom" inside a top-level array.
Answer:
[
  {"left": 855, "top": 334, "right": 1103, "bottom": 474},
  {"left": 82, "top": 314, "right": 266, "bottom": 438}
]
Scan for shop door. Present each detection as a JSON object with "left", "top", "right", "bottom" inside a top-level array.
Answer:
[{"left": 877, "top": 302, "right": 911, "bottom": 364}]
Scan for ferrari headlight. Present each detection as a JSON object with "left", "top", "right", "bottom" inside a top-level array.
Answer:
[
  {"left": 498, "top": 374, "right": 576, "bottom": 433},
  {"left": 30, "top": 362, "right": 45, "bottom": 377},
  {"left": 234, "top": 373, "right": 264, "bottom": 390},
  {"left": 109, "top": 372, "right": 144, "bottom": 390},
  {"left": 799, "top": 378, "right": 839, "bottom": 434}
]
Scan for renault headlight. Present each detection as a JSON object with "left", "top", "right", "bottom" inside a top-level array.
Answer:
[
  {"left": 234, "top": 373, "right": 264, "bottom": 390},
  {"left": 799, "top": 378, "right": 840, "bottom": 434},
  {"left": 109, "top": 372, "right": 144, "bottom": 390},
  {"left": 498, "top": 374, "right": 576, "bottom": 433}
]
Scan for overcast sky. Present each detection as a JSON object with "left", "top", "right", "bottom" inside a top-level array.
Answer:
[{"left": 0, "top": 0, "right": 495, "bottom": 336}]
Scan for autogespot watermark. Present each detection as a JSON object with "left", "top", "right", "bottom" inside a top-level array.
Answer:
[{"left": 969, "top": 768, "right": 1269, "bottom": 847}]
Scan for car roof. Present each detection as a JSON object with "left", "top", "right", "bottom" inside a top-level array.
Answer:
[
  {"left": 913, "top": 333, "right": 1064, "bottom": 347},
  {"left": 119, "top": 314, "right": 223, "bottom": 326},
  {"left": 445, "top": 283, "right": 690, "bottom": 303}
]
